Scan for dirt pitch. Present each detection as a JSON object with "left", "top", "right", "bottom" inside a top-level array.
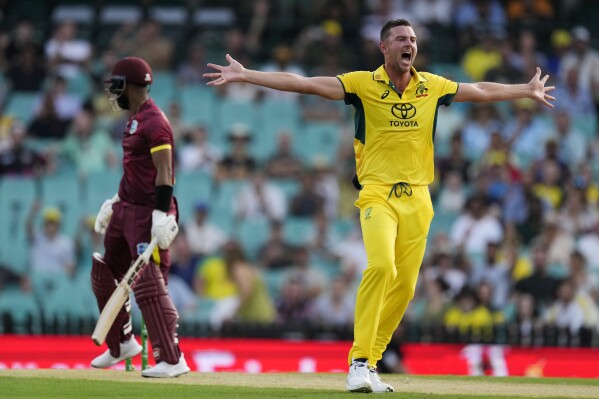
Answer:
[{"left": 2, "top": 369, "right": 599, "bottom": 398}]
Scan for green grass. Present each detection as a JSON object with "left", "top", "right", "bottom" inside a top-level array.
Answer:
[{"left": 1, "top": 371, "right": 598, "bottom": 399}]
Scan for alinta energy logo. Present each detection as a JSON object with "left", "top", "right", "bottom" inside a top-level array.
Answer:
[{"left": 390, "top": 103, "right": 418, "bottom": 127}]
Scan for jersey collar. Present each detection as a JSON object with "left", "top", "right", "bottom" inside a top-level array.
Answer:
[{"left": 372, "top": 65, "right": 427, "bottom": 84}]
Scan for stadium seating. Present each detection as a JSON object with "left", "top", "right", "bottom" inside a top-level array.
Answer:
[{"left": 0, "top": 287, "right": 42, "bottom": 334}]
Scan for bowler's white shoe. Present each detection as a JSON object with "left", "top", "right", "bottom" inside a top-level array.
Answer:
[
  {"left": 369, "top": 368, "right": 394, "bottom": 393},
  {"left": 91, "top": 336, "right": 142, "bottom": 369},
  {"left": 142, "top": 354, "right": 190, "bottom": 378},
  {"left": 346, "top": 360, "right": 373, "bottom": 393}
]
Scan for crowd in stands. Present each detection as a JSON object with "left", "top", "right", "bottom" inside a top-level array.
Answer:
[{"left": 0, "top": 0, "right": 599, "bottom": 346}]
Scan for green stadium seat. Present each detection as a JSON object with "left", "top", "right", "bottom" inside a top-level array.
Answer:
[
  {"left": 174, "top": 171, "right": 214, "bottom": 222},
  {"left": 283, "top": 217, "right": 315, "bottom": 247},
  {"left": 179, "top": 85, "right": 218, "bottom": 128},
  {"left": 572, "top": 115, "right": 597, "bottom": 138},
  {"left": 151, "top": 71, "right": 177, "bottom": 110},
  {"left": 40, "top": 170, "right": 83, "bottom": 236},
  {"left": 3, "top": 92, "right": 39, "bottom": 123},
  {"left": 295, "top": 122, "right": 342, "bottom": 165},
  {"left": 234, "top": 218, "right": 270, "bottom": 261},
  {"left": 0, "top": 287, "right": 42, "bottom": 334}
]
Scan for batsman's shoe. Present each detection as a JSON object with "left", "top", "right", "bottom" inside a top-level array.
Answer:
[
  {"left": 91, "top": 336, "right": 142, "bottom": 368},
  {"left": 369, "top": 368, "right": 394, "bottom": 393},
  {"left": 142, "top": 354, "right": 190, "bottom": 378},
  {"left": 346, "top": 360, "right": 373, "bottom": 393}
]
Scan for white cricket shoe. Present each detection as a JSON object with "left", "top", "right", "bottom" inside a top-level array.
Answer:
[
  {"left": 369, "top": 368, "right": 394, "bottom": 393},
  {"left": 142, "top": 354, "right": 190, "bottom": 378},
  {"left": 345, "top": 360, "right": 373, "bottom": 393},
  {"left": 91, "top": 336, "right": 142, "bottom": 369}
]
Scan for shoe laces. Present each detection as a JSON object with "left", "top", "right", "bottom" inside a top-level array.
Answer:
[
  {"left": 369, "top": 367, "right": 382, "bottom": 383},
  {"left": 350, "top": 360, "right": 370, "bottom": 377}
]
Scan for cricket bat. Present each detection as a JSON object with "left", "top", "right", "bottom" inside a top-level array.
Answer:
[{"left": 92, "top": 237, "right": 158, "bottom": 346}]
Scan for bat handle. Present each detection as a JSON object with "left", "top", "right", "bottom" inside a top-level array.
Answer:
[{"left": 140, "top": 237, "right": 159, "bottom": 264}]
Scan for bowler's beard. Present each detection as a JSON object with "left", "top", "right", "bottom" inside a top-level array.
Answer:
[{"left": 117, "top": 95, "right": 130, "bottom": 110}]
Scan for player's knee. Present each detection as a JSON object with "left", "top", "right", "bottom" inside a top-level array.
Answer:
[
  {"left": 91, "top": 253, "right": 115, "bottom": 296},
  {"left": 368, "top": 262, "right": 397, "bottom": 280}
]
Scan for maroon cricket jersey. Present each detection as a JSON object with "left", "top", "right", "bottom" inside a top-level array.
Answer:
[{"left": 118, "top": 98, "right": 175, "bottom": 207}]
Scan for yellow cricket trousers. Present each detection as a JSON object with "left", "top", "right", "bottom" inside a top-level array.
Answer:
[{"left": 348, "top": 183, "right": 434, "bottom": 367}]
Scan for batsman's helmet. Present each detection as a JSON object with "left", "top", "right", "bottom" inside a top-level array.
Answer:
[{"left": 105, "top": 56, "right": 152, "bottom": 110}]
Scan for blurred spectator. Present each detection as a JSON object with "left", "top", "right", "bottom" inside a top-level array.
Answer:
[
  {"left": 170, "top": 228, "right": 203, "bottom": 290},
  {"left": 548, "top": 111, "right": 587, "bottom": 167},
  {"left": 506, "top": 0, "right": 553, "bottom": 25},
  {"left": 511, "top": 30, "right": 548, "bottom": 79},
  {"left": 194, "top": 251, "right": 239, "bottom": 330},
  {"left": 461, "top": 30, "right": 503, "bottom": 81},
  {"left": 308, "top": 212, "right": 342, "bottom": 262},
  {"left": 74, "top": 215, "right": 102, "bottom": 271},
  {"left": 577, "top": 220, "right": 599, "bottom": 271},
  {"left": 553, "top": 66, "right": 597, "bottom": 119},
  {"left": 461, "top": 103, "right": 503, "bottom": 159},
  {"left": 44, "top": 21, "right": 91, "bottom": 78},
  {"left": 264, "top": 131, "right": 304, "bottom": 179},
  {"left": 484, "top": 38, "right": 523, "bottom": 84},
  {"left": 284, "top": 246, "right": 327, "bottom": 298},
  {"left": 28, "top": 89, "right": 73, "bottom": 140},
  {"left": 531, "top": 215, "right": 575, "bottom": 268},
  {"left": 233, "top": 170, "right": 287, "bottom": 221},
  {"left": 555, "top": 188, "right": 597, "bottom": 236},
  {"left": 414, "top": 276, "right": 451, "bottom": 330},
  {"left": 437, "top": 171, "right": 466, "bottom": 214},
  {"left": 313, "top": 160, "right": 340, "bottom": 218},
  {"left": 332, "top": 214, "right": 367, "bottom": 284},
  {"left": 276, "top": 273, "right": 313, "bottom": 323},
  {"left": 454, "top": 0, "right": 507, "bottom": 30},
  {"left": 132, "top": 20, "right": 174, "bottom": 71},
  {"left": 60, "top": 109, "right": 116, "bottom": 176},
  {"left": 0, "top": 122, "right": 47, "bottom": 176},
  {"left": 515, "top": 191, "right": 545, "bottom": 246},
  {"left": 543, "top": 279, "right": 584, "bottom": 336},
  {"left": 424, "top": 251, "right": 467, "bottom": 299},
  {"left": 443, "top": 287, "right": 494, "bottom": 338},
  {"left": 178, "top": 125, "right": 222, "bottom": 174},
  {"left": 568, "top": 250, "right": 598, "bottom": 304},
  {"left": 449, "top": 194, "right": 503, "bottom": 254},
  {"left": 5, "top": 43, "right": 46, "bottom": 92},
  {"left": 547, "top": 29, "right": 571, "bottom": 76},
  {"left": 26, "top": 202, "right": 75, "bottom": 276},
  {"left": 3, "top": 19, "right": 41, "bottom": 63},
  {"left": 222, "top": 240, "right": 276, "bottom": 324},
  {"left": 257, "top": 220, "right": 295, "bottom": 270},
  {"left": 503, "top": 99, "right": 551, "bottom": 164},
  {"left": 260, "top": 45, "right": 306, "bottom": 101},
  {"left": 177, "top": 41, "right": 211, "bottom": 85},
  {"left": 559, "top": 26, "right": 599, "bottom": 113},
  {"left": 290, "top": 171, "right": 325, "bottom": 218},
  {"left": 166, "top": 102, "right": 192, "bottom": 144},
  {"left": 437, "top": 133, "right": 471, "bottom": 184},
  {"left": 35, "top": 75, "right": 82, "bottom": 120},
  {"left": 531, "top": 159, "right": 565, "bottom": 210},
  {"left": 184, "top": 201, "right": 228, "bottom": 258},
  {"left": 311, "top": 275, "right": 354, "bottom": 327},
  {"left": 216, "top": 123, "right": 257, "bottom": 181},
  {"left": 296, "top": 19, "right": 357, "bottom": 74},
  {"left": 511, "top": 293, "right": 542, "bottom": 346},
  {"left": 514, "top": 243, "right": 561, "bottom": 312},
  {"left": 469, "top": 242, "right": 512, "bottom": 310}
]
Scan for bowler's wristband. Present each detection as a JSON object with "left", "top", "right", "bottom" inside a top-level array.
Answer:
[
  {"left": 154, "top": 185, "right": 173, "bottom": 212},
  {"left": 352, "top": 174, "right": 363, "bottom": 191}
]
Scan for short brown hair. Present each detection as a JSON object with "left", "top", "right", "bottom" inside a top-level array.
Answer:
[{"left": 380, "top": 19, "right": 412, "bottom": 42}]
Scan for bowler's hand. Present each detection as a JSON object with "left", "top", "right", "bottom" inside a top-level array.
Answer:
[
  {"left": 204, "top": 54, "right": 245, "bottom": 86},
  {"left": 529, "top": 67, "right": 556, "bottom": 108}
]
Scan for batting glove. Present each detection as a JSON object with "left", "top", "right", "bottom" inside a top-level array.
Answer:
[
  {"left": 94, "top": 194, "right": 120, "bottom": 235},
  {"left": 151, "top": 210, "right": 179, "bottom": 250}
]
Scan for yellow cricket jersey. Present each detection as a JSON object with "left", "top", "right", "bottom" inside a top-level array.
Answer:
[{"left": 337, "top": 65, "right": 458, "bottom": 186}]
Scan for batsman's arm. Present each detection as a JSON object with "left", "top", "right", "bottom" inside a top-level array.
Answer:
[{"left": 204, "top": 54, "right": 345, "bottom": 100}]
